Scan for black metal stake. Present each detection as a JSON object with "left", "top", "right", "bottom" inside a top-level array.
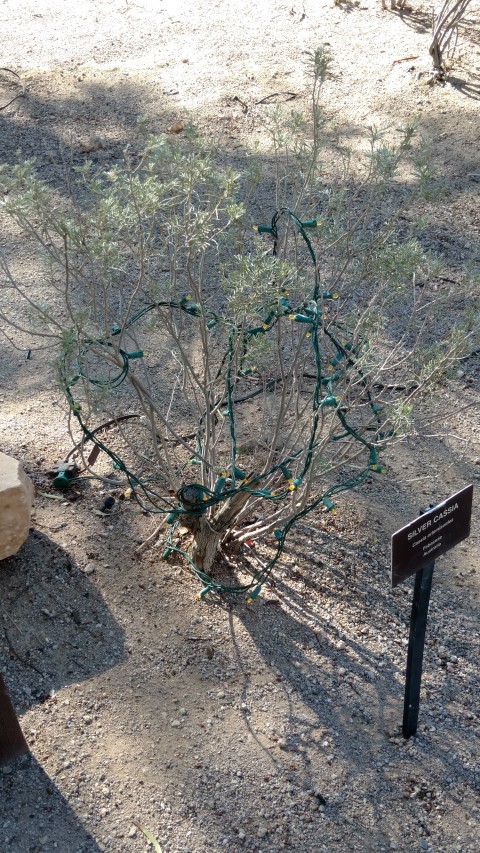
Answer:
[{"left": 402, "top": 560, "right": 435, "bottom": 738}]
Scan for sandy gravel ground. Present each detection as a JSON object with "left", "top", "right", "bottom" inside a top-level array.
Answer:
[{"left": 1, "top": 2, "right": 479, "bottom": 852}]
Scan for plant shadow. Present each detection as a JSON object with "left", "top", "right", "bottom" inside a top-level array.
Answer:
[{"left": 218, "top": 431, "right": 479, "bottom": 845}]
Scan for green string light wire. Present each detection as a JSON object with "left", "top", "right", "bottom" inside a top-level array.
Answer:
[{"left": 59, "top": 209, "right": 386, "bottom": 599}]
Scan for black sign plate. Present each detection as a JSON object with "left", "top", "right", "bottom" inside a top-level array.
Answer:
[{"left": 391, "top": 484, "right": 473, "bottom": 587}]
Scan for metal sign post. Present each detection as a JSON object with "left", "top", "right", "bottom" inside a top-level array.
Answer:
[
  {"left": 391, "top": 485, "right": 473, "bottom": 738},
  {"left": 402, "top": 560, "right": 435, "bottom": 738}
]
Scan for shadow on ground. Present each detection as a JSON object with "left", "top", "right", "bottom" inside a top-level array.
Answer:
[
  {"left": 0, "top": 753, "right": 102, "bottom": 853},
  {"left": 0, "top": 529, "right": 126, "bottom": 851},
  {"left": 0, "top": 528, "right": 125, "bottom": 711}
]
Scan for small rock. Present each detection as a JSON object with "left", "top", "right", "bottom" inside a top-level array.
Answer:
[
  {"left": 81, "top": 563, "right": 95, "bottom": 575},
  {"left": 171, "top": 719, "right": 181, "bottom": 728},
  {"left": 168, "top": 120, "right": 185, "bottom": 134},
  {"left": 128, "top": 826, "right": 137, "bottom": 838},
  {"left": 80, "top": 134, "right": 106, "bottom": 153}
]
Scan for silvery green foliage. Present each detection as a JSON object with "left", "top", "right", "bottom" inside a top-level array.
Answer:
[{"left": 0, "top": 47, "right": 477, "bottom": 582}]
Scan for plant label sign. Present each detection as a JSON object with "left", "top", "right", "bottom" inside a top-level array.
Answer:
[{"left": 391, "top": 484, "right": 473, "bottom": 588}]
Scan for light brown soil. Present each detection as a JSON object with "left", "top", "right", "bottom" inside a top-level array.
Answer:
[{"left": 1, "top": 2, "right": 479, "bottom": 853}]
